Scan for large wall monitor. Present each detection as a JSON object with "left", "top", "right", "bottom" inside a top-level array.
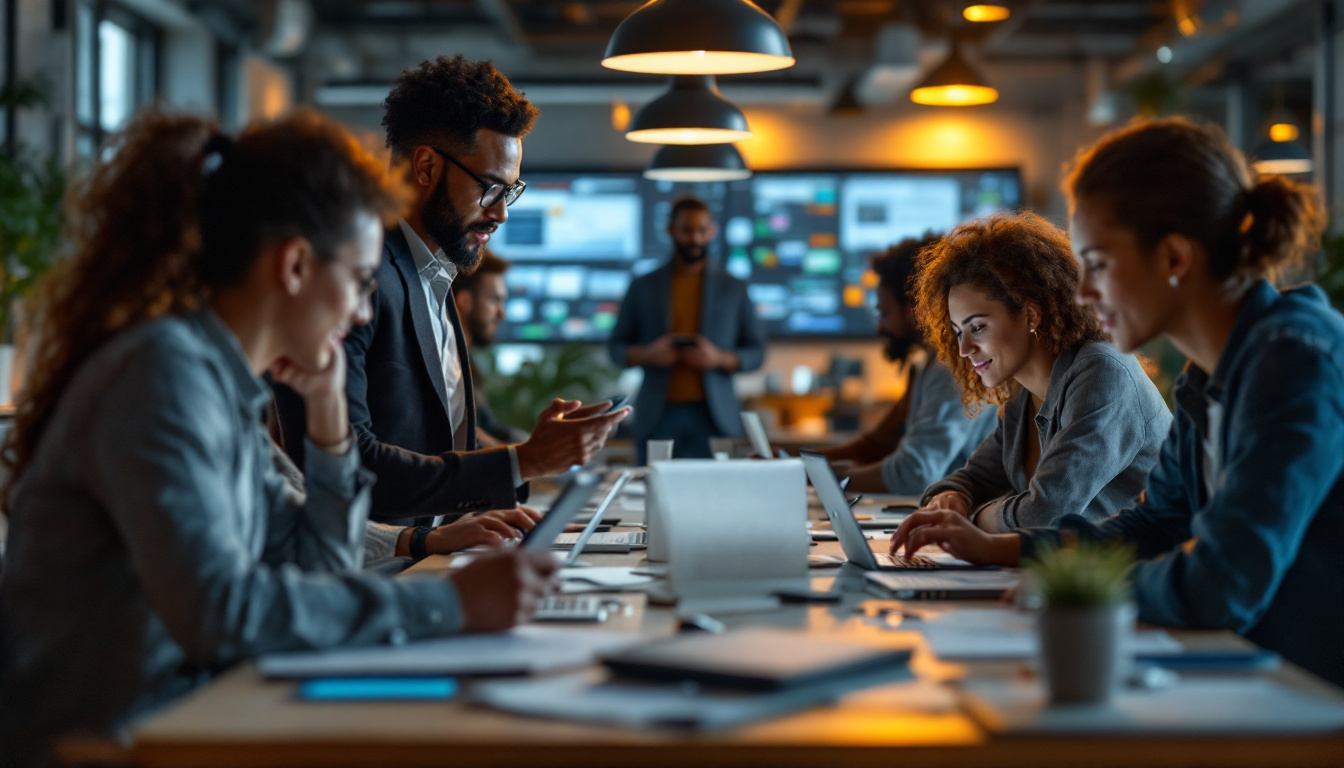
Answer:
[{"left": 490, "top": 169, "right": 1021, "bottom": 342}]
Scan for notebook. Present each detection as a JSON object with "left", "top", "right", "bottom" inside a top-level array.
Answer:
[
  {"left": 601, "top": 626, "right": 912, "bottom": 691},
  {"left": 864, "top": 570, "right": 1021, "bottom": 600}
]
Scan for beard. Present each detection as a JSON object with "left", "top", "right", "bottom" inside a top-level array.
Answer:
[
  {"left": 464, "top": 310, "right": 497, "bottom": 347},
  {"left": 880, "top": 331, "right": 916, "bottom": 363},
  {"left": 674, "top": 241, "right": 708, "bottom": 264},
  {"left": 423, "top": 173, "right": 493, "bottom": 273}
]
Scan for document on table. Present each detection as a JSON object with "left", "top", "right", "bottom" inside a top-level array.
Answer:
[
  {"left": 961, "top": 677, "right": 1344, "bottom": 734},
  {"left": 258, "top": 626, "right": 641, "bottom": 679},
  {"left": 559, "top": 566, "right": 660, "bottom": 594},
  {"left": 912, "top": 609, "right": 1183, "bottom": 660}
]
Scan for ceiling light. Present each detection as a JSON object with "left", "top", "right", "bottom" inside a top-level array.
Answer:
[
  {"left": 910, "top": 42, "right": 998, "bottom": 106},
  {"left": 602, "top": 0, "right": 795, "bottom": 75},
  {"left": 1252, "top": 138, "right": 1313, "bottom": 175},
  {"left": 644, "top": 143, "right": 752, "bottom": 181},
  {"left": 1269, "top": 122, "right": 1299, "bottom": 143},
  {"left": 626, "top": 76, "right": 752, "bottom": 144},
  {"left": 1156, "top": 46, "right": 1173, "bottom": 64},
  {"left": 963, "top": 4, "right": 1010, "bottom": 23}
]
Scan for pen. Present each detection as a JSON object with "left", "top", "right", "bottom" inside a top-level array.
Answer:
[{"left": 847, "top": 494, "right": 864, "bottom": 508}]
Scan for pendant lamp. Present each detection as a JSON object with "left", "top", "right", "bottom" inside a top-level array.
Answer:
[
  {"left": 626, "top": 76, "right": 752, "bottom": 144},
  {"left": 910, "top": 41, "right": 998, "bottom": 106},
  {"left": 1252, "top": 137, "right": 1313, "bottom": 175},
  {"left": 963, "top": 4, "right": 1010, "bottom": 22},
  {"left": 603, "top": 0, "right": 795, "bottom": 75},
  {"left": 644, "top": 143, "right": 752, "bottom": 181}
]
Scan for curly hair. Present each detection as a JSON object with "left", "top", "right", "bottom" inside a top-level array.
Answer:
[
  {"left": 382, "top": 54, "right": 539, "bottom": 158},
  {"left": 870, "top": 232, "right": 941, "bottom": 303},
  {"left": 3, "top": 109, "right": 400, "bottom": 514},
  {"left": 912, "top": 211, "right": 1106, "bottom": 415},
  {"left": 1065, "top": 117, "right": 1324, "bottom": 293}
]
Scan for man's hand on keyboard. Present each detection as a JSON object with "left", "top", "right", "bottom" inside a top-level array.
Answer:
[{"left": 426, "top": 507, "right": 541, "bottom": 553}]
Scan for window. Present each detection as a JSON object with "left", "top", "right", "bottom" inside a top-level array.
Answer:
[{"left": 74, "top": 1, "right": 159, "bottom": 156}]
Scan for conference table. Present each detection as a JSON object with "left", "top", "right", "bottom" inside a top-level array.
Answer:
[{"left": 113, "top": 475, "right": 1344, "bottom": 768}]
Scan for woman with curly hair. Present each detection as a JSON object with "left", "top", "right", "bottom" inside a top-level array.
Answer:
[
  {"left": 893, "top": 119, "right": 1342, "bottom": 687},
  {"left": 900, "top": 211, "right": 1170, "bottom": 533},
  {"left": 0, "top": 110, "right": 557, "bottom": 765}
]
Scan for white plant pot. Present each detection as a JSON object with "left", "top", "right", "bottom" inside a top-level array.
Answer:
[
  {"left": 1037, "top": 602, "right": 1135, "bottom": 705},
  {"left": 0, "top": 344, "right": 14, "bottom": 406}
]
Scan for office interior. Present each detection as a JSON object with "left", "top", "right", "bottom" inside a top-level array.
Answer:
[{"left": 2, "top": 0, "right": 1344, "bottom": 765}]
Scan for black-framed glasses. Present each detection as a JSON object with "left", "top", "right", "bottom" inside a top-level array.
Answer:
[{"left": 430, "top": 147, "right": 526, "bottom": 208}]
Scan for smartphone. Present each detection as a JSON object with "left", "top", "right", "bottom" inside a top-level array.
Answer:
[
  {"left": 601, "top": 393, "right": 630, "bottom": 413},
  {"left": 671, "top": 335, "right": 698, "bottom": 348}
]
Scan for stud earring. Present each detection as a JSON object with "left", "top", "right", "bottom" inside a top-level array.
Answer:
[
  {"left": 1030, "top": 327, "right": 1038, "bottom": 337},
  {"left": 1169, "top": 275, "right": 1179, "bottom": 288}
]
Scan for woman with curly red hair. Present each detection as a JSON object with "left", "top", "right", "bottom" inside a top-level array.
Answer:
[{"left": 901, "top": 211, "right": 1170, "bottom": 533}]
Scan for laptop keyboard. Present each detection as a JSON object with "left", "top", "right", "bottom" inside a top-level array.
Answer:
[
  {"left": 875, "top": 552, "right": 941, "bottom": 568},
  {"left": 533, "top": 596, "right": 609, "bottom": 623},
  {"left": 555, "top": 531, "right": 646, "bottom": 546}
]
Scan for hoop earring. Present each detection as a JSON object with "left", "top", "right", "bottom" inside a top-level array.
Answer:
[{"left": 1169, "top": 275, "right": 1179, "bottom": 288}]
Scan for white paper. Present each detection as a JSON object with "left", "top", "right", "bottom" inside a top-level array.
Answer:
[
  {"left": 257, "top": 626, "right": 641, "bottom": 679},
  {"left": 913, "top": 609, "right": 1183, "bottom": 660},
  {"left": 558, "top": 566, "right": 659, "bottom": 592}
]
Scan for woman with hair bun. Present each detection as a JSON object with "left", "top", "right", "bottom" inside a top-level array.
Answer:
[
  {"left": 0, "top": 110, "right": 558, "bottom": 764},
  {"left": 892, "top": 118, "right": 1344, "bottom": 687},
  {"left": 902, "top": 211, "right": 1170, "bottom": 534}
]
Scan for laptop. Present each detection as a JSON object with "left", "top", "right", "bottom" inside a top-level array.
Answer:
[
  {"left": 552, "top": 470, "right": 646, "bottom": 557},
  {"left": 799, "top": 450, "right": 985, "bottom": 571},
  {"left": 518, "top": 472, "right": 603, "bottom": 551},
  {"left": 740, "top": 411, "right": 789, "bottom": 460}
]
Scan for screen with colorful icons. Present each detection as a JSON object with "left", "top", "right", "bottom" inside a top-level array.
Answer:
[{"left": 488, "top": 169, "right": 1021, "bottom": 342}]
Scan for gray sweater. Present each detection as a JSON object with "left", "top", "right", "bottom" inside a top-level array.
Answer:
[
  {"left": 923, "top": 341, "right": 1171, "bottom": 533},
  {"left": 0, "top": 310, "right": 464, "bottom": 760}
]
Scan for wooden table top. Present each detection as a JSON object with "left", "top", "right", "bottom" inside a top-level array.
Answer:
[{"left": 114, "top": 486, "right": 1344, "bottom": 768}]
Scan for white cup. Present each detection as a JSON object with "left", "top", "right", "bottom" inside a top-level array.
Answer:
[{"left": 646, "top": 439, "right": 675, "bottom": 464}]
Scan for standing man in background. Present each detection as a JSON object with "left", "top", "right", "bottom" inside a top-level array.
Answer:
[
  {"left": 609, "top": 197, "right": 766, "bottom": 462},
  {"left": 453, "top": 248, "right": 528, "bottom": 445}
]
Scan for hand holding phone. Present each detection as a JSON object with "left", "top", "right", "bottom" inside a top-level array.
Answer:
[{"left": 671, "top": 335, "right": 699, "bottom": 348}]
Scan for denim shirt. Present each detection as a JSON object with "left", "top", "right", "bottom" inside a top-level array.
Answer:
[
  {"left": 1020, "top": 282, "right": 1344, "bottom": 687},
  {"left": 924, "top": 340, "right": 1172, "bottom": 532},
  {"left": 0, "top": 310, "right": 465, "bottom": 757},
  {"left": 879, "top": 359, "right": 998, "bottom": 496}
]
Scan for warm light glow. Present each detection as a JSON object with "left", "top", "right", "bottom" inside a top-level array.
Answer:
[
  {"left": 611, "top": 102, "right": 631, "bottom": 132},
  {"left": 910, "top": 84, "right": 999, "bottom": 106},
  {"left": 963, "top": 4, "right": 1010, "bottom": 22},
  {"left": 1269, "top": 122, "right": 1300, "bottom": 142},
  {"left": 643, "top": 166, "right": 753, "bottom": 181},
  {"left": 602, "top": 50, "right": 796, "bottom": 75},
  {"left": 1254, "top": 158, "right": 1313, "bottom": 175},
  {"left": 626, "top": 127, "right": 753, "bottom": 144},
  {"left": 1177, "top": 16, "right": 1198, "bottom": 36}
]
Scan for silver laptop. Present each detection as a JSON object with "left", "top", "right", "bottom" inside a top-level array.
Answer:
[
  {"left": 552, "top": 470, "right": 645, "bottom": 558},
  {"left": 799, "top": 450, "right": 982, "bottom": 571},
  {"left": 740, "top": 411, "right": 789, "bottom": 460},
  {"left": 518, "top": 472, "right": 602, "bottom": 551}
]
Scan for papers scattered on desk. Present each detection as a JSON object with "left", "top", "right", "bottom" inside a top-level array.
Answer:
[
  {"left": 960, "top": 677, "right": 1344, "bottom": 734},
  {"left": 913, "top": 609, "right": 1183, "bottom": 660},
  {"left": 559, "top": 566, "right": 660, "bottom": 594},
  {"left": 258, "top": 626, "right": 641, "bottom": 679}
]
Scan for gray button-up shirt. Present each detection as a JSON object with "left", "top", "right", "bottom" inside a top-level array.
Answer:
[
  {"left": 923, "top": 340, "right": 1171, "bottom": 532},
  {"left": 0, "top": 310, "right": 464, "bottom": 756}
]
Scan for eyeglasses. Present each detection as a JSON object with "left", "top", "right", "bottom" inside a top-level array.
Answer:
[{"left": 430, "top": 147, "right": 526, "bottom": 208}]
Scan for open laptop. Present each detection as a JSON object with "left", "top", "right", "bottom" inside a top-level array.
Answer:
[
  {"left": 740, "top": 411, "right": 790, "bottom": 460},
  {"left": 518, "top": 472, "right": 602, "bottom": 551},
  {"left": 800, "top": 450, "right": 985, "bottom": 571},
  {"left": 552, "top": 470, "right": 646, "bottom": 557}
]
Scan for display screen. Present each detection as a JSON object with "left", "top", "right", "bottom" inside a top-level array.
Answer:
[{"left": 489, "top": 169, "right": 1021, "bottom": 342}]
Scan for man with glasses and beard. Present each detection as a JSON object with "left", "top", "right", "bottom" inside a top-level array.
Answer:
[
  {"left": 810, "top": 234, "right": 997, "bottom": 494},
  {"left": 276, "top": 56, "right": 629, "bottom": 557},
  {"left": 609, "top": 197, "right": 766, "bottom": 463}
]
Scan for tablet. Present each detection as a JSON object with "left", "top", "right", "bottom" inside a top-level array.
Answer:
[{"left": 519, "top": 472, "right": 602, "bottom": 551}]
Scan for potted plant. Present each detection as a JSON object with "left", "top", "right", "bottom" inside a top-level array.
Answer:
[
  {"left": 1027, "top": 542, "right": 1136, "bottom": 705},
  {"left": 480, "top": 342, "right": 621, "bottom": 431},
  {"left": 0, "top": 78, "right": 67, "bottom": 404}
]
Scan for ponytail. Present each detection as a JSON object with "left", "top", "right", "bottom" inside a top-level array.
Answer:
[{"left": 1065, "top": 117, "right": 1325, "bottom": 290}]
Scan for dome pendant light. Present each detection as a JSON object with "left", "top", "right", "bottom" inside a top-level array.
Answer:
[
  {"left": 603, "top": 0, "right": 796, "bottom": 76},
  {"left": 626, "top": 75, "right": 752, "bottom": 145},
  {"left": 645, "top": 143, "right": 752, "bottom": 182},
  {"left": 910, "top": 41, "right": 998, "bottom": 106},
  {"left": 963, "top": 4, "right": 1011, "bottom": 23}
]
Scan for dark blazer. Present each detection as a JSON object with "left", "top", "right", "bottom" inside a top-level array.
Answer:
[
  {"left": 276, "top": 227, "right": 519, "bottom": 525},
  {"left": 607, "top": 262, "right": 766, "bottom": 442}
]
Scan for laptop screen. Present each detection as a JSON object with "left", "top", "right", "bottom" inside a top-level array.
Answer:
[
  {"left": 799, "top": 450, "right": 879, "bottom": 570},
  {"left": 563, "top": 470, "right": 633, "bottom": 565},
  {"left": 519, "top": 471, "right": 602, "bottom": 551},
  {"left": 739, "top": 411, "right": 774, "bottom": 460}
]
